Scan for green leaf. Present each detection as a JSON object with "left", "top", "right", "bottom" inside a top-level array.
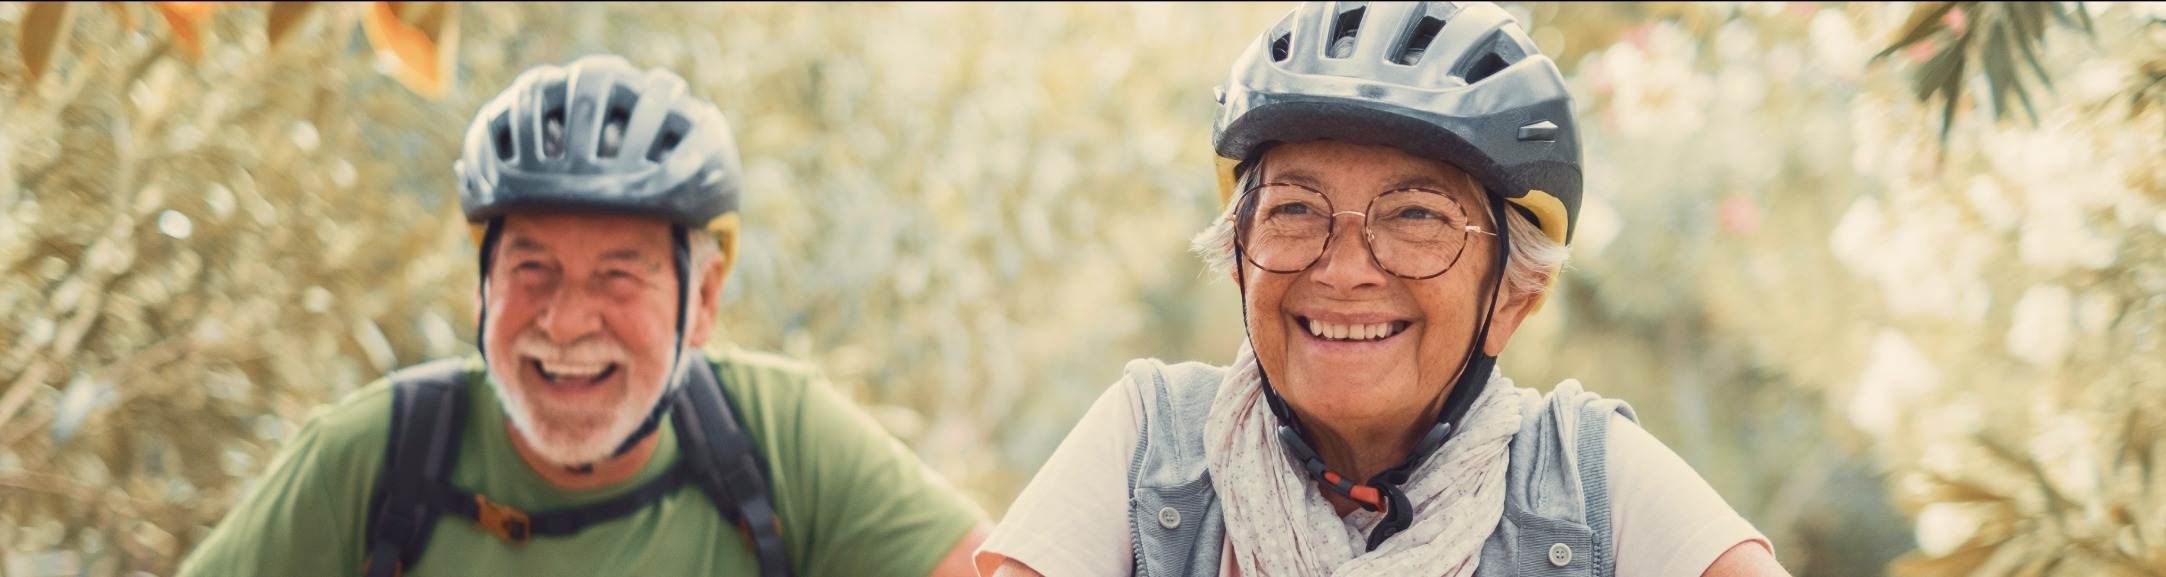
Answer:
[
  {"left": 1980, "top": 19, "right": 2036, "bottom": 122},
  {"left": 1915, "top": 35, "right": 1968, "bottom": 101},
  {"left": 1875, "top": 2, "right": 1964, "bottom": 62},
  {"left": 2003, "top": 2, "right": 2055, "bottom": 93}
]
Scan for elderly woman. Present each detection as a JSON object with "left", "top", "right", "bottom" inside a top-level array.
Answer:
[{"left": 978, "top": 3, "right": 1786, "bottom": 577}]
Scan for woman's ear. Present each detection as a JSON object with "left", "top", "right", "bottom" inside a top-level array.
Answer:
[
  {"left": 1482, "top": 287, "right": 1539, "bottom": 357},
  {"left": 1483, "top": 262, "right": 1555, "bottom": 356}
]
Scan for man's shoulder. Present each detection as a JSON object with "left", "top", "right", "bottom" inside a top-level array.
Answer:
[
  {"left": 709, "top": 345, "right": 825, "bottom": 388},
  {"left": 701, "top": 344, "right": 827, "bottom": 412}
]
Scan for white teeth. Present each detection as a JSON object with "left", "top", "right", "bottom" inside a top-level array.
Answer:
[
  {"left": 1305, "top": 319, "right": 1400, "bottom": 341},
  {"left": 540, "top": 361, "right": 606, "bottom": 378}
]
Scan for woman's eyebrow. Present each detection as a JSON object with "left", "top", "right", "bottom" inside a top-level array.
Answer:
[
  {"left": 1385, "top": 174, "right": 1466, "bottom": 192},
  {"left": 1266, "top": 169, "right": 1325, "bottom": 187}
]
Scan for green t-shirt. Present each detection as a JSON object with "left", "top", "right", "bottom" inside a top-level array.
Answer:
[{"left": 178, "top": 346, "right": 983, "bottom": 577}]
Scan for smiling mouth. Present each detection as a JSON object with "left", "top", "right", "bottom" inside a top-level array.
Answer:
[
  {"left": 1298, "top": 317, "right": 1413, "bottom": 342},
  {"left": 529, "top": 359, "right": 619, "bottom": 387}
]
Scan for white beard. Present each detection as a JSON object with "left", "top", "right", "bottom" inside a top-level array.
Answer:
[{"left": 487, "top": 332, "right": 677, "bottom": 466}]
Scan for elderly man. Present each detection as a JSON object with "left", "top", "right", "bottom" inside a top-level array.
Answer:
[
  {"left": 179, "top": 55, "right": 988, "bottom": 577},
  {"left": 980, "top": 3, "right": 1785, "bottom": 577}
]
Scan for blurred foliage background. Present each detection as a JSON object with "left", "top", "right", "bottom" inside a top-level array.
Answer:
[{"left": 1, "top": 2, "right": 2164, "bottom": 576}]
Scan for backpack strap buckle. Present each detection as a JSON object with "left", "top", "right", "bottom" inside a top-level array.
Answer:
[{"left": 474, "top": 494, "right": 532, "bottom": 545}]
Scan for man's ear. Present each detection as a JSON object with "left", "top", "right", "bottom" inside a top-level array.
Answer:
[{"left": 687, "top": 255, "right": 730, "bottom": 348}]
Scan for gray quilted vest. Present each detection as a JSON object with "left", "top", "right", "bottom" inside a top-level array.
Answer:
[{"left": 1124, "top": 358, "right": 1636, "bottom": 577}]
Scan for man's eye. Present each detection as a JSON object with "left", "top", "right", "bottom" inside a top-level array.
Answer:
[{"left": 514, "top": 261, "right": 546, "bottom": 272}]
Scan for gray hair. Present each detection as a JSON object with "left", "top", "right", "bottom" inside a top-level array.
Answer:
[{"left": 1189, "top": 170, "right": 1568, "bottom": 303}]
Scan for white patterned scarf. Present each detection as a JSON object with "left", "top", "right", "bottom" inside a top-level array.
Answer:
[{"left": 1205, "top": 341, "right": 1527, "bottom": 577}]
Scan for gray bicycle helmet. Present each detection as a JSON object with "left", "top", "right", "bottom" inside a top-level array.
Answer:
[
  {"left": 453, "top": 54, "right": 743, "bottom": 463},
  {"left": 1213, "top": 1, "right": 1581, "bottom": 245},
  {"left": 456, "top": 54, "right": 743, "bottom": 260}
]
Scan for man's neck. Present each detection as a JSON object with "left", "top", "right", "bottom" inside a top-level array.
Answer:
[{"left": 507, "top": 422, "right": 662, "bottom": 490}]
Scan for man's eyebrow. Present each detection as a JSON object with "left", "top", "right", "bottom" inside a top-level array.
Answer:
[
  {"left": 505, "top": 236, "right": 549, "bottom": 252},
  {"left": 600, "top": 248, "right": 663, "bottom": 272}
]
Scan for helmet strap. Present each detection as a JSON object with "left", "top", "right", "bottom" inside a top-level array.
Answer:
[{"left": 475, "top": 218, "right": 505, "bottom": 363}]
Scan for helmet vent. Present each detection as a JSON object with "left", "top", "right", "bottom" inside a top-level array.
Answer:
[
  {"left": 647, "top": 113, "right": 689, "bottom": 162},
  {"left": 598, "top": 85, "right": 639, "bottom": 158},
  {"left": 1327, "top": 3, "right": 1368, "bottom": 59},
  {"left": 490, "top": 113, "right": 514, "bottom": 161},
  {"left": 1393, "top": 15, "right": 1446, "bottom": 66},
  {"left": 1271, "top": 32, "right": 1292, "bottom": 62},
  {"left": 1464, "top": 52, "right": 1512, "bottom": 84},
  {"left": 541, "top": 106, "right": 567, "bottom": 159}
]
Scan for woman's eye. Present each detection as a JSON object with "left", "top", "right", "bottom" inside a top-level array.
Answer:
[
  {"left": 1396, "top": 207, "right": 1439, "bottom": 220},
  {"left": 1273, "top": 203, "right": 1314, "bottom": 216}
]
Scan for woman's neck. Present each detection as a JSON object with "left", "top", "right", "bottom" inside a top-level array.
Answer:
[{"left": 1296, "top": 387, "right": 1452, "bottom": 516}]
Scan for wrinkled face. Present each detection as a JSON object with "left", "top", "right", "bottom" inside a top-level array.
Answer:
[
  {"left": 1240, "top": 140, "right": 1505, "bottom": 430},
  {"left": 483, "top": 213, "right": 681, "bottom": 466}
]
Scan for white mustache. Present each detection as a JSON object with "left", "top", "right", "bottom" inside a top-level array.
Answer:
[{"left": 511, "top": 329, "right": 631, "bottom": 367}]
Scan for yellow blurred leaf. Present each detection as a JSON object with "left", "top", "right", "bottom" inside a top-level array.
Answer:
[
  {"left": 361, "top": 1, "right": 458, "bottom": 100},
  {"left": 1923, "top": 476, "right": 2009, "bottom": 504},
  {"left": 265, "top": 2, "right": 317, "bottom": 48},
  {"left": 1891, "top": 541, "right": 2000, "bottom": 577},
  {"left": 154, "top": 2, "right": 218, "bottom": 61},
  {"left": 99, "top": 2, "right": 135, "bottom": 31},
  {"left": 20, "top": 2, "right": 77, "bottom": 85}
]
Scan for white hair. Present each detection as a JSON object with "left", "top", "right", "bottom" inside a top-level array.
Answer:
[
  {"left": 688, "top": 228, "right": 721, "bottom": 275},
  {"left": 1190, "top": 168, "right": 1568, "bottom": 303}
]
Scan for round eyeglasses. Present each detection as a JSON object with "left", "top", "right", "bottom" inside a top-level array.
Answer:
[{"left": 1233, "top": 182, "right": 1496, "bottom": 280}]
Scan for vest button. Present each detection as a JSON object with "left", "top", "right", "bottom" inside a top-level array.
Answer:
[
  {"left": 1157, "top": 506, "right": 1181, "bottom": 529},
  {"left": 1548, "top": 542, "right": 1572, "bottom": 567}
]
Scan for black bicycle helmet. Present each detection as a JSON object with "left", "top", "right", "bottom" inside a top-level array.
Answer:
[
  {"left": 1213, "top": 0, "right": 1581, "bottom": 246},
  {"left": 1211, "top": 1, "right": 1583, "bottom": 551},
  {"left": 453, "top": 54, "right": 743, "bottom": 464}
]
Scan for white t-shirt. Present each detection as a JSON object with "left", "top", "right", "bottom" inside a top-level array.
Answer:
[{"left": 978, "top": 373, "right": 1772, "bottom": 577}]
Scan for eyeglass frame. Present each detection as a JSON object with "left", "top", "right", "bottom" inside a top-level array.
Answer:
[{"left": 1231, "top": 181, "right": 1499, "bottom": 281}]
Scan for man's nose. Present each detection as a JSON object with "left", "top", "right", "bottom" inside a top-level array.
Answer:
[{"left": 535, "top": 284, "right": 604, "bottom": 344}]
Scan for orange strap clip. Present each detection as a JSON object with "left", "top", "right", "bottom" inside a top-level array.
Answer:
[{"left": 475, "top": 494, "right": 533, "bottom": 545}]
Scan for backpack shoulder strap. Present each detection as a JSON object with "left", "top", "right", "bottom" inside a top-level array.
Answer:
[
  {"left": 674, "top": 359, "right": 792, "bottom": 577},
  {"left": 363, "top": 358, "right": 470, "bottom": 577}
]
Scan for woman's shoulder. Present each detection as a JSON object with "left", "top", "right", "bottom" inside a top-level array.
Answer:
[{"left": 1118, "top": 357, "right": 1228, "bottom": 431}]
